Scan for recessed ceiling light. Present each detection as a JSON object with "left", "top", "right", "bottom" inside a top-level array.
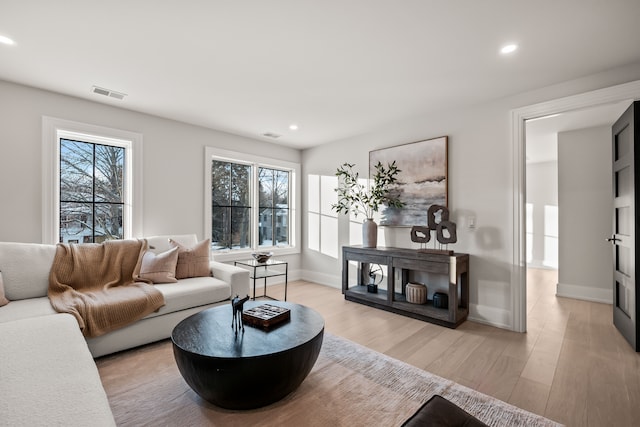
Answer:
[
  {"left": 500, "top": 44, "right": 518, "bottom": 54},
  {"left": 0, "top": 35, "right": 15, "bottom": 45},
  {"left": 289, "top": 124, "right": 299, "bottom": 131}
]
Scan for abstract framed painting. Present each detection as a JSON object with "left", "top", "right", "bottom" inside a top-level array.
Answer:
[{"left": 369, "top": 136, "right": 448, "bottom": 227}]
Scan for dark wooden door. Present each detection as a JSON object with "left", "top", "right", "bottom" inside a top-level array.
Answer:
[{"left": 611, "top": 101, "right": 640, "bottom": 351}]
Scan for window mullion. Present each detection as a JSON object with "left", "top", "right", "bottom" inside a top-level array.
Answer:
[
  {"left": 92, "top": 142, "right": 96, "bottom": 242},
  {"left": 252, "top": 164, "right": 259, "bottom": 250},
  {"left": 287, "top": 172, "right": 291, "bottom": 246},
  {"left": 58, "top": 137, "right": 63, "bottom": 243},
  {"left": 227, "top": 165, "right": 232, "bottom": 250},
  {"left": 271, "top": 173, "right": 276, "bottom": 246}
]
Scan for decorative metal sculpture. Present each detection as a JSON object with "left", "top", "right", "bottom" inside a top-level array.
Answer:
[
  {"left": 427, "top": 205, "right": 449, "bottom": 229},
  {"left": 411, "top": 204, "right": 457, "bottom": 253},
  {"left": 436, "top": 221, "right": 457, "bottom": 244},
  {"left": 410, "top": 226, "right": 431, "bottom": 243},
  {"left": 366, "top": 263, "right": 384, "bottom": 293},
  {"left": 231, "top": 294, "right": 250, "bottom": 336}
]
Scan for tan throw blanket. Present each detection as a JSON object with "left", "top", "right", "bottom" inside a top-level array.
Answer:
[{"left": 48, "top": 239, "right": 165, "bottom": 338}]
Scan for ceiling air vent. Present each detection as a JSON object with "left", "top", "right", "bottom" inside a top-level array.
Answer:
[
  {"left": 91, "top": 86, "right": 126, "bottom": 100},
  {"left": 263, "top": 132, "right": 281, "bottom": 139}
]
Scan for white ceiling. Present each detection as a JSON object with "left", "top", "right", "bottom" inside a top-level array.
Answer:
[{"left": 1, "top": 1, "right": 640, "bottom": 149}]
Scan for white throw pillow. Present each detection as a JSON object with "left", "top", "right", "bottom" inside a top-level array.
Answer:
[
  {"left": 145, "top": 234, "right": 198, "bottom": 254},
  {"left": 139, "top": 247, "right": 180, "bottom": 284},
  {"left": 169, "top": 239, "right": 211, "bottom": 279}
]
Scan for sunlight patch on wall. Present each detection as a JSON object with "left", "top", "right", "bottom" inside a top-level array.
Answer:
[
  {"left": 308, "top": 212, "right": 320, "bottom": 251},
  {"left": 543, "top": 205, "right": 558, "bottom": 268},
  {"left": 307, "top": 174, "right": 339, "bottom": 259},
  {"left": 321, "top": 215, "right": 339, "bottom": 258},
  {"left": 349, "top": 219, "right": 362, "bottom": 245},
  {"left": 321, "top": 175, "right": 337, "bottom": 215},
  {"left": 526, "top": 203, "right": 533, "bottom": 263}
]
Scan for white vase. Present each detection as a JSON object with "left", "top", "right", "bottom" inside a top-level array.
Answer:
[{"left": 362, "top": 218, "right": 378, "bottom": 248}]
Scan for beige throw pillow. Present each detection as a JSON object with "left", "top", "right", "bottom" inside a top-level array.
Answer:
[
  {"left": 170, "top": 238, "right": 211, "bottom": 279},
  {"left": 0, "top": 271, "right": 10, "bottom": 307},
  {"left": 139, "top": 247, "right": 180, "bottom": 284}
]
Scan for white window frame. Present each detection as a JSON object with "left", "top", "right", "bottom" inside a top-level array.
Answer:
[
  {"left": 42, "top": 117, "right": 143, "bottom": 244},
  {"left": 204, "top": 146, "right": 300, "bottom": 262}
]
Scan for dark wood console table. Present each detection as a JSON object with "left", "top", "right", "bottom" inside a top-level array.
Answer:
[{"left": 341, "top": 246, "right": 469, "bottom": 328}]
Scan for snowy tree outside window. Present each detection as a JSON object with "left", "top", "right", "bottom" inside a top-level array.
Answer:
[
  {"left": 210, "top": 159, "right": 290, "bottom": 251},
  {"left": 42, "top": 117, "right": 141, "bottom": 245},
  {"left": 59, "top": 139, "right": 125, "bottom": 243}
]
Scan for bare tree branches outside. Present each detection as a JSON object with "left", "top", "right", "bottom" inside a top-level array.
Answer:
[
  {"left": 59, "top": 139, "right": 124, "bottom": 243},
  {"left": 258, "top": 167, "right": 289, "bottom": 247},
  {"left": 211, "top": 160, "right": 252, "bottom": 250},
  {"left": 211, "top": 159, "right": 290, "bottom": 251}
]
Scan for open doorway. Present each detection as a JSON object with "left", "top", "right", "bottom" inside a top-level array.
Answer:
[
  {"left": 523, "top": 102, "right": 630, "bottom": 327},
  {"left": 512, "top": 80, "right": 640, "bottom": 333},
  {"left": 524, "top": 117, "right": 559, "bottom": 319}
]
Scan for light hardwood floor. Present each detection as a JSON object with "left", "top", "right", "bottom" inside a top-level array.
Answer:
[{"left": 261, "top": 270, "right": 640, "bottom": 427}]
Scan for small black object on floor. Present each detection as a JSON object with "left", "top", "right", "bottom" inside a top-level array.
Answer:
[{"left": 401, "top": 395, "right": 489, "bottom": 427}]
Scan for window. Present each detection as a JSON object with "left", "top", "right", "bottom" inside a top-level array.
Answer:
[
  {"left": 42, "top": 117, "right": 142, "bottom": 244},
  {"left": 211, "top": 160, "right": 252, "bottom": 250},
  {"left": 59, "top": 139, "right": 125, "bottom": 243},
  {"left": 205, "top": 147, "right": 300, "bottom": 260},
  {"left": 258, "top": 167, "right": 290, "bottom": 247}
]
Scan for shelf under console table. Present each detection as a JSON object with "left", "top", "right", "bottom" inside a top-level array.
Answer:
[{"left": 341, "top": 245, "right": 469, "bottom": 328}]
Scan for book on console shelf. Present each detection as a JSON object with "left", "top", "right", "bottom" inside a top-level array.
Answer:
[{"left": 242, "top": 304, "right": 291, "bottom": 330}]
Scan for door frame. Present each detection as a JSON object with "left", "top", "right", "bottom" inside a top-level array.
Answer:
[{"left": 511, "top": 79, "right": 640, "bottom": 333}]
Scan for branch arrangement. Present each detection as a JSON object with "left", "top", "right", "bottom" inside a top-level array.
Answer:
[{"left": 332, "top": 161, "right": 404, "bottom": 219}]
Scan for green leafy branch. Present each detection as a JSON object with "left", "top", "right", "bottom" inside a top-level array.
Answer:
[{"left": 331, "top": 161, "right": 404, "bottom": 219}]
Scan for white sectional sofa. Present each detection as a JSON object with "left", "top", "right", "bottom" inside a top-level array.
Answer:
[
  {"left": 0, "top": 234, "right": 250, "bottom": 426},
  {"left": 0, "top": 314, "right": 116, "bottom": 426}
]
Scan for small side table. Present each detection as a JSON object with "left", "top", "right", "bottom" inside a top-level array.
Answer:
[{"left": 234, "top": 259, "right": 289, "bottom": 301}]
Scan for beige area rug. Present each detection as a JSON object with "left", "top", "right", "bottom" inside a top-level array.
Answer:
[{"left": 96, "top": 333, "right": 562, "bottom": 427}]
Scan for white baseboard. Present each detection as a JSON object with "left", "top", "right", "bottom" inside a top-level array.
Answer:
[
  {"left": 297, "top": 272, "right": 514, "bottom": 330},
  {"left": 556, "top": 282, "right": 612, "bottom": 304},
  {"left": 468, "top": 303, "right": 513, "bottom": 330},
  {"left": 299, "top": 270, "right": 341, "bottom": 289},
  {"left": 264, "top": 269, "right": 341, "bottom": 289}
]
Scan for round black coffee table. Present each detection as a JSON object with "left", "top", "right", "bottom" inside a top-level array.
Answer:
[{"left": 171, "top": 301, "right": 324, "bottom": 410}]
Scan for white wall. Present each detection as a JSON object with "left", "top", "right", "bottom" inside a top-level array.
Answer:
[
  {"left": 557, "top": 126, "right": 613, "bottom": 303},
  {"left": 301, "top": 63, "right": 640, "bottom": 329},
  {"left": 2, "top": 61, "right": 640, "bottom": 330},
  {"left": 0, "top": 80, "right": 302, "bottom": 269},
  {"left": 526, "top": 161, "right": 559, "bottom": 269}
]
